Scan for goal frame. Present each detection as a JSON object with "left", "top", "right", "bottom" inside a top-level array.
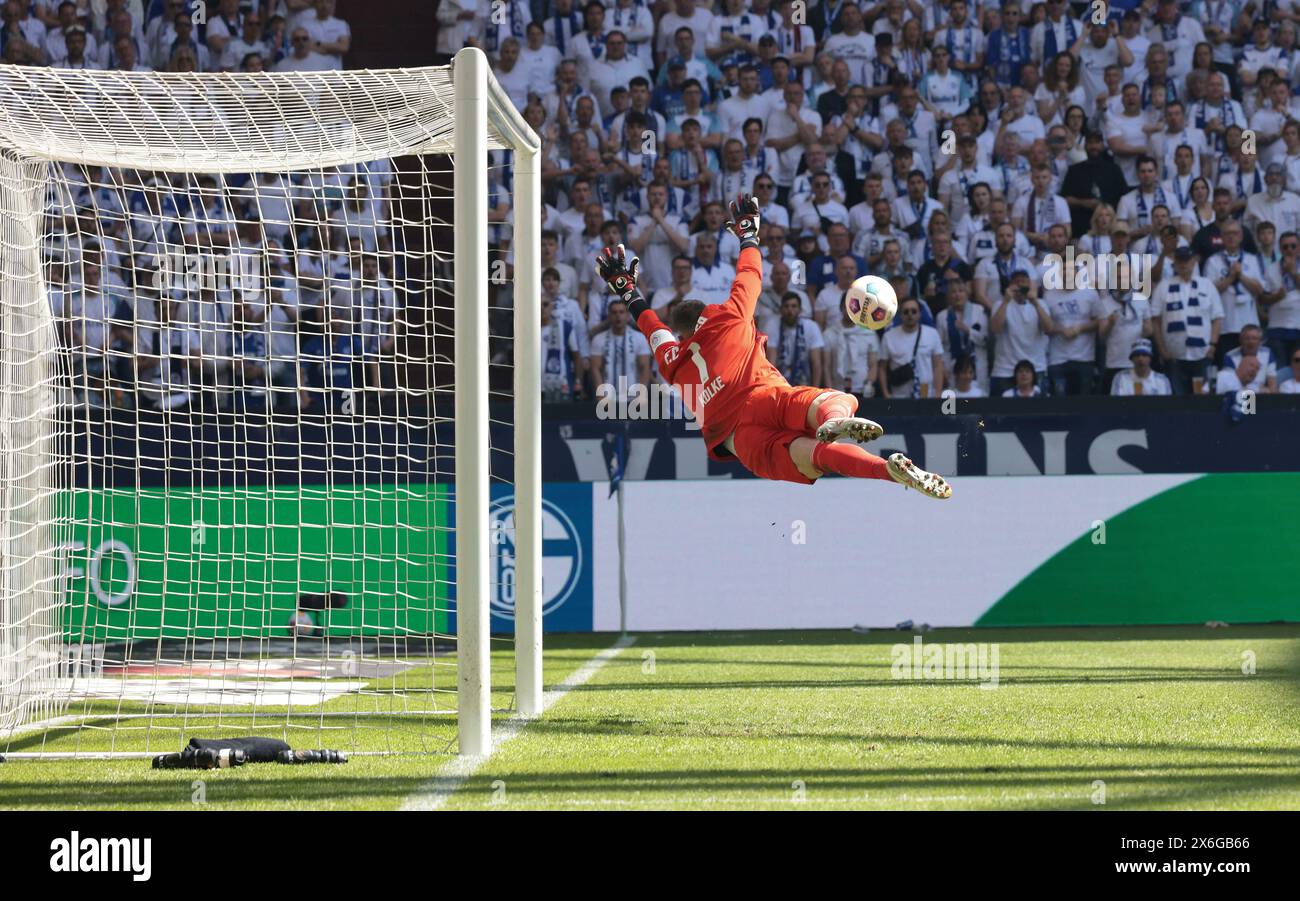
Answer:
[
  {"left": 0, "top": 46, "right": 542, "bottom": 759},
  {"left": 454, "top": 46, "right": 543, "bottom": 755}
]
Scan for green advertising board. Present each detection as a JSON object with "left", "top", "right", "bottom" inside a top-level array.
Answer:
[{"left": 63, "top": 484, "right": 452, "bottom": 642}]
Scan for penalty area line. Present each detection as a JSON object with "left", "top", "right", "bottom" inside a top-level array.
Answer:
[{"left": 400, "top": 634, "right": 637, "bottom": 810}]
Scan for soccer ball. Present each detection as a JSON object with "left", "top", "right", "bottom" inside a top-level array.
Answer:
[{"left": 844, "top": 275, "right": 898, "bottom": 331}]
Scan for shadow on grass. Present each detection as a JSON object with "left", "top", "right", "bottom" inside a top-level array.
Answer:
[
  {"left": 561, "top": 671, "right": 1295, "bottom": 692},
  {"left": 0, "top": 771, "right": 434, "bottom": 809},
  {"left": 544, "top": 625, "right": 1300, "bottom": 650},
  {"left": 447, "top": 763, "right": 1300, "bottom": 810},
  {"left": 521, "top": 715, "right": 1300, "bottom": 759}
]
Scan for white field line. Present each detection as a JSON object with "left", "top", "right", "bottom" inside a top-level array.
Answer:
[{"left": 400, "top": 635, "right": 636, "bottom": 810}]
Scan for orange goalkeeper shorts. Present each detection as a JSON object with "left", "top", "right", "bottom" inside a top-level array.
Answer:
[{"left": 722, "top": 384, "right": 828, "bottom": 485}]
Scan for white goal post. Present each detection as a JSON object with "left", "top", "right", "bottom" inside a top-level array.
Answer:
[
  {"left": 0, "top": 46, "right": 541, "bottom": 759},
  {"left": 454, "top": 46, "right": 544, "bottom": 754}
]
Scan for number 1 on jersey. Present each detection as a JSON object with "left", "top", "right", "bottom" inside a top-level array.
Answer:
[{"left": 688, "top": 342, "right": 709, "bottom": 383}]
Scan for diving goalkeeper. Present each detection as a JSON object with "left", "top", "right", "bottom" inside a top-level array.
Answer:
[{"left": 594, "top": 195, "right": 951, "bottom": 499}]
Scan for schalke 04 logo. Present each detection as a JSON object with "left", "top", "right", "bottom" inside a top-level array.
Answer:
[{"left": 488, "top": 495, "right": 582, "bottom": 620}]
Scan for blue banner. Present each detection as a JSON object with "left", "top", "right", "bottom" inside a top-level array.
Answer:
[
  {"left": 539, "top": 403, "right": 1300, "bottom": 480},
  {"left": 70, "top": 397, "right": 1300, "bottom": 488}
]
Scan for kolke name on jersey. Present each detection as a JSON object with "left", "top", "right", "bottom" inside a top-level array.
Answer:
[
  {"left": 697, "top": 374, "right": 727, "bottom": 406},
  {"left": 50, "top": 832, "right": 152, "bottom": 882}
]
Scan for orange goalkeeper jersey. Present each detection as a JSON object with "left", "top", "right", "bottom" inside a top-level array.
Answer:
[{"left": 634, "top": 246, "right": 789, "bottom": 458}]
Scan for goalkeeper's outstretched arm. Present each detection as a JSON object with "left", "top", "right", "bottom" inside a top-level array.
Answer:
[
  {"left": 594, "top": 244, "right": 684, "bottom": 382},
  {"left": 722, "top": 194, "right": 763, "bottom": 322}
]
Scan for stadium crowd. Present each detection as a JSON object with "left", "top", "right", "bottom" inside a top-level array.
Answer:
[
  {"left": 0, "top": 1, "right": 410, "bottom": 415},
  {"left": 1, "top": 0, "right": 349, "bottom": 72},
  {"left": 457, "top": 0, "right": 1300, "bottom": 400}
]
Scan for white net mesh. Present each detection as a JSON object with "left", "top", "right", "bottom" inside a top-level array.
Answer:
[{"left": 0, "top": 62, "right": 529, "bottom": 758}]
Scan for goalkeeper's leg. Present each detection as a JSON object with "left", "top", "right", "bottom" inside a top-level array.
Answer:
[
  {"left": 788, "top": 437, "right": 890, "bottom": 481},
  {"left": 788, "top": 439, "right": 953, "bottom": 498},
  {"left": 805, "top": 391, "right": 883, "bottom": 443}
]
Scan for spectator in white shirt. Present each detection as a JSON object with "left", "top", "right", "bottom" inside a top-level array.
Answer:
[
  {"left": 793, "top": 172, "right": 850, "bottom": 240},
  {"left": 717, "top": 64, "right": 768, "bottom": 137},
  {"left": 1110, "top": 340, "right": 1172, "bottom": 395},
  {"left": 540, "top": 295, "right": 582, "bottom": 402},
  {"left": 1, "top": 0, "right": 48, "bottom": 65},
  {"left": 1106, "top": 83, "right": 1148, "bottom": 186},
  {"left": 758, "top": 258, "right": 810, "bottom": 324},
  {"left": 608, "top": 0, "right": 653, "bottom": 64},
  {"left": 46, "top": 0, "right": 98, "bottom": 62},
  {"left": 689, "top": 233, "right": 733, "bottom": 304},
  {"left": 1149, "top": 101, "right": 1210, "bottom": 182},
  {"left": 165, "top": 39, "right": 198, "bottom": 72},
  {"left": 1254, "top": 79, "right": 1300, "bottom": 159},
  {"left": 1150, "top": 246, "right": 1224, "bottom": 394},
  {"left": 893, "top": 169, "right": 944, "bottom": 241},
  {"left": 518, "top": 21, "right": 561, "bottom": 99},
  {"left": 542, "top": 265, "right": 589, "bottom": 357},
  {"left": 435, "top": 0, "right": 479, "bottom": 60},
  {"left": 656, "top": 0, "right": 714, "bottom": 66},
  {"left": 96, "top": 6, "right": 140, "bottom": 69},
  {"left": 1241, "top": 20, "right": 1286, "bottom": 89},
  {"left": 1280, "top": 348, "right": 1300, "bottom": 393},
  {"left": 948, "top": 354, "right": 987, "bottom": 397},
  {"left": 1002, "top": 359, "right": 1044, "bottom": 397},
  {"left": 627, "top": 181, "right": 691, "bottom": 296},
  {"left": 690, "top": 201, "right": 741, "bottom": 265},
  {"left": 491, "top": 37, "right": 534, "bottom": 110},
  {"left": 1013, "top": 165, "right": 1071, "bottom": 252},
  {"left": 651, "top": 255, "right": 696, "bottom": 318},
  {"left": 109, "top": 32, "right": 148, "bottom": 70},
  {"left": 878, "top": 296, "right": 944, "bottom": 398},
  {"left": 996, "top": 85, "right": 1046, "bottom": 155},
  {"left": 939, "top": 134, "right": 1004, "bottom": 222},
  {"left": 823, "top": 302, "right": 878, "bottom": 396},
  {"left": 204, "top": 0, "right": 241, "bottom": 57},
  {"left": 145, "top": 0, "right": 182, "bottom": 64},
  {"left": 1118, "top": 156, "right": 1179, "bottom": 241},
  {"left": 588, "top": 30, "right": 651, "bottom": 120},
  {"left": 590, "top": 299, "right": 652, "bottom": 401},
  {"left": 1216, "top": 324, "right": 1278, "bottom": 394},
  {"left": 1097, "top": 232, "right": 1156, "bottom": 391},
  {"left": 767, "top": 292, "right": 825, "bottom": 387},
  {"left": 1262, "top": 230, "right": 1300, "bottom": 365},
  {"left": 301, "top": 0, "right": 348, "bottom": 70},
  {"left": 813, "top": 255, "right": 860, "bottom": 331},
  {"left": 991, "top": 269, "right": 1053, "bottom": 394},
  {"left": 1204, "top": 219, "right": 1266, "bottom": 363},
  {"left": 1247, "top": 162, "right": 1300, "bottom": 237},
  {"left": 937, "top": 276, "right": 990, "bottom": 390},
  {"left": 274, "top": 25, "right": 330, "bottom": 71},
  {"left": 764, "top": 80, "right": 822, "bottom": 200},
  {"left": 53, "top": 24, "right": 99, "bottom": 67},
  {"left": 788, "top": 143, "right": 845, "bottom": 208},
  {"left": 974, "top": 221, "right": 1039, "bottom": 312},
  {"left": 1042, "top": 260, "right": 1104, "bottom": 395}
]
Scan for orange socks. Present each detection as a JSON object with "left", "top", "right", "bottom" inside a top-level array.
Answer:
[{"left": 810, "top": 442, "right": 890, "bottom": 481}]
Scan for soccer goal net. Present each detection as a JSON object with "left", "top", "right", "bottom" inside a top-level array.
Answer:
[{"left": 0, "top": 47, "right": 541, "bottom": 760}]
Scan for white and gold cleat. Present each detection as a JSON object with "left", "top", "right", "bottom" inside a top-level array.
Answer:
[
  {"left": 815, "top": 416, "right": 884, "bottom": 444},
  {"left": 886, "top": 453, "right": 952, "bottom": 500}
]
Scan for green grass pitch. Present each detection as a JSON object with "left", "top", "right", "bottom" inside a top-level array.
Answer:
[{"left": 3, "top": 625, "right": 1299, "bottom": 810}]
